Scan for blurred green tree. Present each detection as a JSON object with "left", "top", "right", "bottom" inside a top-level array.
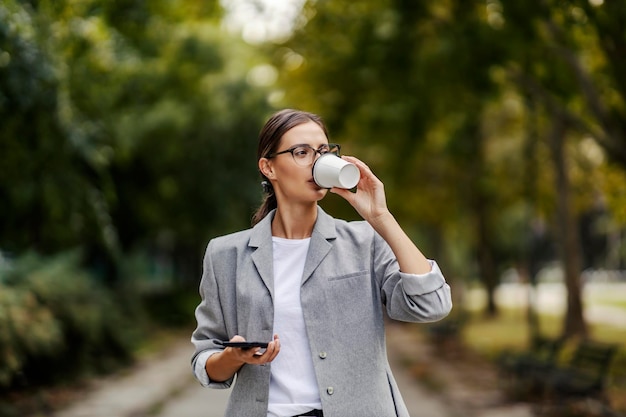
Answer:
[
  {"left": 268, "top": 0, "right": 626, "bottom": 338},
  {"left": 497, "top": 0, "right": 626, "bottom": 338},
  {"left": 275, "top": 0, "right": 511, "bottom": 316},
  {"left": 0, "top": 0, "right": 273, "bottom": 286}
]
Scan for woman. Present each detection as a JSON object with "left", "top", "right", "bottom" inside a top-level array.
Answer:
[{"left": 191, "top": 109, "right": 452, "bottom": 417}]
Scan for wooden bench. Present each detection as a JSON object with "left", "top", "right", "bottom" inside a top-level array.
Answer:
[
  {"left": 498, "top": 335, "right": 565, "bottom": 378},
  {"left": 498, "top": 335, "right": 566, "bottom": 397},
  {"left": 539, "top": 340, "right": 618, "bottom": 399},
  {"left": 499, "top": 337, "right": 618, "bottom": 401}
]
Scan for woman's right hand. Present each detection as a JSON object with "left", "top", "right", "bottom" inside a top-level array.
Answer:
[
  {"left": 226, "top": 334, "right": 281, "bottom": 365},
  {"left": 206, "top": 334, "right": 280, "bottom": 382}
]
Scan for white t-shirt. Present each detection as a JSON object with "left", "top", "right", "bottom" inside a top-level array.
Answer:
[{"left": 267, "top": 237, "right": 322, "bottom": 417}]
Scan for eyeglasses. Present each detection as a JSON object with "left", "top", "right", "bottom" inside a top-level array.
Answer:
[{"left": 266, "top": 143, "right": 341, "bottom": 167}]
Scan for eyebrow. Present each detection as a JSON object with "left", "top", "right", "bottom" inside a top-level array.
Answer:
[{"left": 289, "top": 143, "right": 329, "bottom": 149}]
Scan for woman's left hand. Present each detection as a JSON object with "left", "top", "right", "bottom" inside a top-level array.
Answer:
[
  {"left": 332, "top": 155, "right": 433, "bottom": 275},
  {"left": 330, "top": 156, "right": 390, "bottom": 224}
]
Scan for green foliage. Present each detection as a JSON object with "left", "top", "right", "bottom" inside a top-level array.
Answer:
[
  {"left": 275, "top": 0, "right": 626, "bottom": 276},
  {"left": 0, "top": 0, "right": 83, "bottom": 254},
  {"left": 0, "top": 287, "right": 63, "bottom": 387},
  {"left": 142, "top": 288, "right": 199, "bottom": 327},
  {"left": 0, "top": 251, "right": 139, "bottom": 389},
  {"left": 1, "top": 0, "right": 273, "bottom": 286},
  {"left": 277, "top": 0, "right": 514, "bottom": 275}
]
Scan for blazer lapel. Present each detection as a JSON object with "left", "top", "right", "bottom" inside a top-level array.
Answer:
[
  {"left": 249, "top": 207, "right": 337, "bottom": 289},
  {"left": 249, "top": 211, "right": 275, "bottom": 297},
  {"left": 301, "top": 207, "right": 336, "bottom": 285}
]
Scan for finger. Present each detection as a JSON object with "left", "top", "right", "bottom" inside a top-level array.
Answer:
[
  {"left": 267, "top": 348, "right": 280, "bottom": 362},
  {"left": 250, "top": 348, "right": 273, "bottom": 364},
  {"left": 329, "top": 187, "right": 353, "bottom": 199},
  {"left": 342, "top": 156, "right": 383, "bottom": 188},
  {"left": 342, "top": 155, "right": 372, "bottom": 174},
  {"left": 257, "top": 336, "right": 280, "bottom": 362},
  {"left": 271, "top": 334, "right": 280, "bottom": 350},
  {"left": 330, "top": 188, "right": 360, "bottom": 209},
  {"left": 266, "top": 339, "right": 280, "bottom": 362},
  {"left": 262, "top": 339, "right": 278, "bottom": 358}
]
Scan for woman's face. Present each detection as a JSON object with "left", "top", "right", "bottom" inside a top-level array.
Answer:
[{"left": 261, "top": 121, "right": 329, "bottom": 205}]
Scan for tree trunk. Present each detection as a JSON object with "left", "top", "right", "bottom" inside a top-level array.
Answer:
[
  {"left": 522, "top": 96, "right": 541, "bottom": 340},
  {"left": 477, "top": 209, "right": 498, "bottom": 317},
  {"left": 547, "top": 116, "right": 588, "bottom": 339},
  {"left": 466, "top": 118, "right": 499, "bottom": 317}
]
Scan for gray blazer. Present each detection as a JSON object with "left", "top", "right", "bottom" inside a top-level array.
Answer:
[{"left": 191, "top": 206, "right": 452, "bottom": 417}]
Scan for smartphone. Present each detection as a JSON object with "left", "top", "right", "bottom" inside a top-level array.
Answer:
[{"left": 216, "top": 340, "right": 269, "bottom": 349}]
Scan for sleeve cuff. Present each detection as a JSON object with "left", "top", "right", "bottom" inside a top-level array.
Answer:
[
  {"left": 400, "top": 260, "right": 447, "bottom": 295},
  {"left": 193, "top": 350, "right": 233, "bottom": 388}
]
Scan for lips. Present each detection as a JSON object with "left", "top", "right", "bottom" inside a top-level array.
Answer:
[{"left": 308, "top": 178, "right": 322, "bottom": 189}]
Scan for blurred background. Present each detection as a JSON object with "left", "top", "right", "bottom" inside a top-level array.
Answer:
[{"left": 1, "top": 0, "right": 625, "bottom": 415}]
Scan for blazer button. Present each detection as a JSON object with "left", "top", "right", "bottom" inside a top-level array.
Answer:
[
  {"left": 319, "top": 351, "right": 327, "bottom": 359},
  {"left": 326, "top": 386, "right": 334, "bottom": 395}
]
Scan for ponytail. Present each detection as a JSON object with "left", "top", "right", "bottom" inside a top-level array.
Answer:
[
  {"left": 251, "top": 181, "right": 277, "bottom": 226},
  {"left": 251, "top": 193, "right": 277, "bottom": 226}
]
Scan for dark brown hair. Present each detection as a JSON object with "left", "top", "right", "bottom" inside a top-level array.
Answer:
[{"left": 251, "top": 109, "right": 329, "bottom": 226}]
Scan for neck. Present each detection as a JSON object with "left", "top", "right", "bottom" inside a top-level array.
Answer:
[{"left": 272, "top": 204, "right": 317, "bottom": 239}]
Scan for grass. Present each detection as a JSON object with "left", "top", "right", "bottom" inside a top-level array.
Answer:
[{"left": 593, "top": 299, "right": 626, "bottom": 309}]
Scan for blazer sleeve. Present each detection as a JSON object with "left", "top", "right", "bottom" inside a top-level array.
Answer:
[
  {"left": 190, "top": 239, "right": 235, "bottom": 388},
  {"left": 373, "top": 231, "right": 452, "bottom": 322}
]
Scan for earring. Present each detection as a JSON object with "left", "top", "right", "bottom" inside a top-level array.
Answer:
[{"left": 261, "top": 181, "right": 273, "bottom": 194}]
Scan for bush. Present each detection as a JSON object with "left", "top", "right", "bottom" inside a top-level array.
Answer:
[
  {"left": 0, "top": 251, "right": 141, "bottom": 390},
  {"left": 0, "top": 287, "right": 63, "bottom": 387},
  {"left": 142, "top": 287, "right": 199, "bottom": 327}
]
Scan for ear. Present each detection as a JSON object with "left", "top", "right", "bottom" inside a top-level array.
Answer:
[{"left": 259, "top": 158, "right": 274, "bottom": 179}]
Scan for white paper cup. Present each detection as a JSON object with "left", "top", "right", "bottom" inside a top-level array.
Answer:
[{"left": 312, "top": 154, "right": 360, "bottom": 189}]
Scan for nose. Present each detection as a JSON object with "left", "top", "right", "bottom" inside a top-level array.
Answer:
[
  {"left": 312, "top": 149, "right": 325, "bottom": 163},
  {"left": 310, "top": 151, "right": 323, "bottom": 173}
]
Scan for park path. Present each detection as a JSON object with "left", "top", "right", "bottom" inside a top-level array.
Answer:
[{"left": 51, "top": 322, "right": 532, "bottom": 417}]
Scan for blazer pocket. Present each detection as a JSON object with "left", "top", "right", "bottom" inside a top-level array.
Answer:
[{"left": 328, "top": 270, "right": 369, "bottom": 282}]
